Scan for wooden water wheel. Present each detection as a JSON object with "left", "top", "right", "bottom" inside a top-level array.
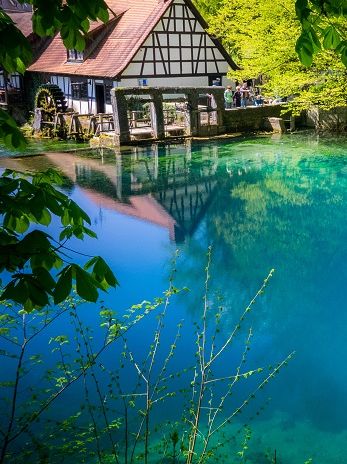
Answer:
[{"left": 35, "top": 84, "right": 68, "bottom": 121}]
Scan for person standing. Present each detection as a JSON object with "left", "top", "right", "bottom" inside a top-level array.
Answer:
[
  {"left": 233, "top": 86, "right": 242, "bottom": 108},
  {"left": 224, "top": 85, "right": 233, "bottom": 109},
  {"left": 240, "top": 83, "right": 249, "bottom": 108}
]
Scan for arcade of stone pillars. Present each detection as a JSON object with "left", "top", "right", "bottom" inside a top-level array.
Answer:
[{"left": 110, "top": 86, "right": 226, "bottom": 145}]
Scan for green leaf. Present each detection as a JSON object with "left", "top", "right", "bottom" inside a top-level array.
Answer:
[
  {"left": 19, "top": 230, "right": 51, "bottom": 253},
  {"left": 0, "top": 110, "right": 27, "bottom": 151},
  {"left": 27, "top": 279, "right": 49, "bottom": 307},
  {"left": 59, "top": 226, "right": 73, "bottom": 241},
  {"left": 323, "top": 25, "right": 341, "bottom": 49},
  {"left": 0, "top": 281, "right": 18, "bottom": 303},
  {"left": 296, "top": 33, "right": 313, "bottom": 66},
  {"left": 80, "top": 19, "right": 90, "bottom": 33},
  {"left": 74, "top": 31, "right": 86, "bottom": 52},
  {"left": 0, "top": 177, "right": 19, "bottom": 195},
  {"left": 84, "top": 256, "right": 118, "bottom": 289},
  {"left": 54, "top": 266, "right": 73, "bottom": 304},
  {"left": 9, "top": 279, "right": 29, "bottom": 305},
  {"left": 61, "top": 208, "right": 71, "bottom": 226},
  {"left": 33, "top": 267, "right": 56, "bottom": 291},
  {"left": 75, "top": 266, "right": 98, "bottom": 302},
  {"left": 37, "top": 208, "right": 52, "bottom": 226},
  {"left": 341, "top": 46, "right": 347, "bottom": 67},
  {"left": 83, "top": 227, "right": 97, "bottom": 238},
  {"left": 84, "top": 256, "right": 98, "bottom": 270},
  {"left": 94, "top": 257, "right": 118, "bottom": 287},
  {"left": 68, "top": 200, "right": 92, "bottom": 225},
  {"left": 3, "top": 213, "right": 30, "bottom": 234},
  {"left": 295, "top": 0, "right": 310, "bottom": 20},
  {"left": 308, "top": 27, "right": 321, "bottom": 52},
  {"left": 97, "top": 6, "right": 109, "bottom": 23}
]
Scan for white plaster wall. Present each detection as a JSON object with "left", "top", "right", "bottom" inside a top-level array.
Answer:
[{"left": 118, "top": 75, "right": 210, "bottom": 87}]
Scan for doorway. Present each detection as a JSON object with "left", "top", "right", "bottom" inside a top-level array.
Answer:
[{"left": 95, "top": 83, "right": 105, "bottom": 113}]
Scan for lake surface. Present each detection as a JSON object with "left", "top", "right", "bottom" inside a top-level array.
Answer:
[{"left": 1, "top": 133, "right": 347, "bottom": 463}]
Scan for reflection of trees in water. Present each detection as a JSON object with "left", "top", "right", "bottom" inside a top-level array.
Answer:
[
  {"left": 175, "top": 149, "right": 347, "bottom": 333},
  {"left": 175, "top": 147, "right": 347, "bottom": 431},
  {"left": 210, "top": 155, "right": 346, "bottom": 280}
]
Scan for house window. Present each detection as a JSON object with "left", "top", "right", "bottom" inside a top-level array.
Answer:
[
  {"left": 138, "top": 78, "right": 148, "bottom": 87},
  {"left": 105, "top": 83, "right": 113, "bottom": 105},
  {"left": 71, "top": 80, "right": 88, "bottom": 100},
  {"left": 67, "top": 49, "right": 84, "bottom": 62}
]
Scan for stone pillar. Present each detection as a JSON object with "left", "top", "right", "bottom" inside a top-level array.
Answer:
[
  {"left": 151, "top": 143, "right": 159, "bottom": 179},
  {"left": 186, "top": 93, "right": 199, "bottom": 136},
  {"left": 150, "top": 93, "right": 165, "bottom": 139},
  {"left": 115, "top": 151, "right": 123, "bottom": 199},
  {"left": 289, "top": 115, "right": 296, "bottom": 131},
  {"left": 185, "top": 139, "right": 192, "bottom": 161},
  {"left": 213, "top": 91, "right": 225, "bottom": 131},
  {"left": 267, "top": 117, "right": 286, "bottom": 133},
  {"left": 111, "top": 88, "right": 130, "bottom": 145}
]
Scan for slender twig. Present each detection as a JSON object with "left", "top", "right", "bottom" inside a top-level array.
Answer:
[
  {"left": 74, "top": 311, "right": 120, "bottom": 464},
  {"left": 206, "top": 270, "right": 274, "bottom": 369},
  {"left": 2, "top": 292, "right": 162, "bottom": 450},
  {"left": 129, "top": 252, "right": 180, "bottom": 464},
  {"left": 186, "top": 248, "right": 213, "bottom": 464},
  {"left": 0, "top": 314, "right": 27, "bottom": 464},
  {"left": 199, "top": 329, "right": 253, "bottom": 462},
  {"left": 211, "top": 352, "right": 295, "bottom": 438}
]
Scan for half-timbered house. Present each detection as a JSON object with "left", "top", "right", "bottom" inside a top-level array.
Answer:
[{"left": 2, "top": 0, "right": 238, "bottom": 114}]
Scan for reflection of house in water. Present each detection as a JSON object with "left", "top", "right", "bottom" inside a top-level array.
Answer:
[{"left": 44, "top": 143, "right": 219, "bottom": 242}]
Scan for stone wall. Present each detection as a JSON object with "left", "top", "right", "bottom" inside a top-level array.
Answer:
[
  {"left": 304, "top": 106, "right": 347, "bottom": 132},
  {"left": 109, "top": 87, "right": 305, "bottom": 146},
  {"left": 223, "top": 105, "right": 284, "bottom": 132}
]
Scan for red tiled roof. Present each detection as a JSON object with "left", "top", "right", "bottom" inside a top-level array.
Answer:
[
  {"left": 28, "top": 0, "right": 173, "bottom": 78},
  {"left": 23, "top": 0, "right": 237, "bottom": 78},
  {"left": 7, "top": 11, "right": 33, "bottom": 38}
]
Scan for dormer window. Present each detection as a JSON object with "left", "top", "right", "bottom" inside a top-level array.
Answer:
[{"left": 67, "top": 49, "right": 84, "bottom": 62}]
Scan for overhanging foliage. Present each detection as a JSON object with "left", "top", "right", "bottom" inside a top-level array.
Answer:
[{"left": 0, "top": 169, "right": 118, "bottom": 312}]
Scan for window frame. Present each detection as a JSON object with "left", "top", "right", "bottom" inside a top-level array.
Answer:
[
  {"left": 67, "top": 49, "right": 84, "bottom": 63},
  {"left": 71, "top": 78, "right": 89, "bottom": 101}
]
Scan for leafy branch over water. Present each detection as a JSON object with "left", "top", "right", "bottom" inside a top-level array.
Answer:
[{"left": 0, "top": 168, "right": 118, "bottom": 312}]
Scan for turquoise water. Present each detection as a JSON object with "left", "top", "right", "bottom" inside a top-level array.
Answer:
[
  {"left": 0, "top": 133, "right": 347, "bottom": 463},
  {"left": 0, "top": 137, "right": 88, "bottom": 157}
]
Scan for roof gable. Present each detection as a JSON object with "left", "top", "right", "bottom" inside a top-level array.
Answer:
[{"left": 123, "top": 0, "right": 238, "bottom": 78}]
